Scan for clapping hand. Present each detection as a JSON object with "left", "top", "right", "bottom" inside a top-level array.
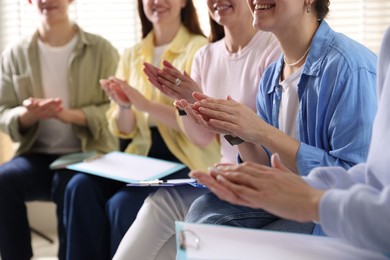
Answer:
[
  {"left": 143, "top": 60, "right": 201, "bottom": 102},
  {"left": 190, "top": 154, "right": 323, "bottom": 222},
  {"left": 22, "top": 97, "right": 63, "bottom": 120},
  {"left": 183, "top": 92, "right": 268, "bottom": 143},
  {"left": 100, "top": 77, "right": 150, "bottom": 112}
]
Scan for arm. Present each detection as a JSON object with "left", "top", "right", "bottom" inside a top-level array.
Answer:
[
  {"left": 320, "top": 183, "right": 390, "bottom": 253},
  {"left": 191, "top": 155, "right": 390, "bottom": 254},
  {"left": 143, "top": 56, "right": 217, "bottom": 147},
  {"left": 193, "top": 92, "right": 300, "bottom": 172},
  {"left": 190, "top": 153, "right": 324, "bottom": 222},
  {"left": 103, "top": 77, "right": 181, "bottom": 133}
]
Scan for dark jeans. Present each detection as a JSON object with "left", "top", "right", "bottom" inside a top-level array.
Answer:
[
  {"left": 63, "top": 127, "right": 190, "bottom": 259},
  {"left": 186, "top": 192, "right": 315, "bottom": 234},
  {"left": 0, "top": 153, "right": 76, "bottom": 260}
]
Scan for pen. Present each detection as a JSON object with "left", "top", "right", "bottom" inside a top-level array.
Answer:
[
  {"left": 136, "top": 178, "right": 195, "bottom": 185},
  {"left": 127, "top": 178, "right": 201, "bottom": 187}
]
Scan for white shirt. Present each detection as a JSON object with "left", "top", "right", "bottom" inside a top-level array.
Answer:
[
  {"left": 190, "top": 31, "right": 281, "bottom": 163},
  {"left": 278, "top": 66, "right": 303, "bottom": 139},
  {"left": 32, "top": 35, "right": 80, "bottom": 154}
]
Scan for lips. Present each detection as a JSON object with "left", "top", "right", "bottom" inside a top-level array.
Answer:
[{"left": 152, "top": 5, "right": 168, "bottom": 14}]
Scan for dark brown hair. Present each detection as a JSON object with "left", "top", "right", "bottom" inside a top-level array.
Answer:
[
  {"left": 137, "top": 0, "right": 205, "bottom": 38},
  {"left": 313, "top": 0, "right": 330, "bottom": 20},
  {"left": 208, "top": 15, "right": 225, "bottom": 43}
]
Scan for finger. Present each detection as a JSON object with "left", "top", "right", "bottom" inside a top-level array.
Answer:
[
  {"left": 162, "top": 59, "right": 177, "bottom": 70},
  {"left": 161, "top": 66, "right": 182, "bottom": 80},
  {"left": 22, "top": 97, "right": 34, "bottom": 107},
  {"left": 206, "top": 118, "right": 240, "bottom": 135},
  {"left": 143, "top": 67, "right": 158, "bottom": 81},
  {"left": 143, "top": 62, "right": 160, "bottom": 76},
  {"left": 189, "top": 171, "right": 214, "bottom": 185},
  {"left": 271, "top": 153, "right": 291, "bottom": 173},
  {"left": 190, "top": 172, "right": 238, "bottom": 201},
  {"left": 193, "top": 91, "right": 209, "bottom": 101},
  {"left": 157, "top": 70, "right": 177, "bottom": 85},
  {"left": 157, "top": 75, "right": 177, "bottom": 90},
  {"left": 110, "top": 77, "right": 128, "bottom": 87},
  {"left": 146, "top": 74, "right": 163, "bottom": 89},
  {"left": 161, "top": 85, "right": 179, "bottom": 98},
  {"left": 215, "top": 175, "right": 260, "bottom": 208}
]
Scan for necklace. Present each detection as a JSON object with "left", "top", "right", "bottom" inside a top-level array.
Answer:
[{"left": 284, "top": 47, "right": 310, "bottom": 67}]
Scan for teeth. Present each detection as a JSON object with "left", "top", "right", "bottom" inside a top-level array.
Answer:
[
  {"left": 255, "top": 4, "right": 273, "bottom": 10},
  {"left": 214, "top": 4, "right": 232, "bottom": 12}
]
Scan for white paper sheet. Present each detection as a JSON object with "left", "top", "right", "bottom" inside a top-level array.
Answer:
[
  {"left": 66, "top": 151, "right": 186, "bottom": 183},
  {"left": 176, "top": 222, "right": 387, "bottom": 260}
]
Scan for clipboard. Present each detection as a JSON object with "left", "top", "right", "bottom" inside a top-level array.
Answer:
[
  {"left": 49, "top": 151, "right": 97, "bottom": 170},
  {"left": 175, "top": 222, "right": 387, "bottom": 260},
  {"left": 66, "top": 151, "right": 186, "bottom": 183}
]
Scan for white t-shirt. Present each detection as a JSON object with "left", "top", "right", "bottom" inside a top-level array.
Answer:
[
  {"left": 278, "top": 66, "right": 303, "bottom": 139},
  {"left": 32, "top": 35, "right": 80, "bottom": 154},
  {"left": 191, "top": 30, "right": 281, "bottom": 163}
]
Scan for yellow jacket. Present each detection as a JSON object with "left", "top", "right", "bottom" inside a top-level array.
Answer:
[{"left": 107, "top": 25, "right": 221, "bottom": 171}]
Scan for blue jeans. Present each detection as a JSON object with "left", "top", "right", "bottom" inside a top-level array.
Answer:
[
  {"left": 186, "top": 192, "right": 315, "bottom": 233},
  {"left": 0, "top": 153, "right": 76, "bottom": 260}
]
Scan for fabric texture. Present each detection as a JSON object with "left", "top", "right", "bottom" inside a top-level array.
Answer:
[
  {"left": 0, "top": 26, "right": 119, "bottom": 260},
  {"left": 0, "top": 26, "right": 120, "bottom": 155},
  {"left": 106, "top": 25, "right": 219, "bottom": 172},
  {"left": 113, "top": 31, "right": 281, "bottom": 260},
  {"left": 186, "top": 20, "right": 378, "bottom": 238},
  {"left": 257, "top": 20, "right": 377, "bottom": 175},
  {"left": 304, "top": 25, "right": 390, "bottom": 254},
  {"left": 63, "top": 25, "right": 212, "bottom": 260}
]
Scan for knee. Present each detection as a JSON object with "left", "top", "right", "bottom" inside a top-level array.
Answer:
[
  {"left": 185, "top": 192, "right": 221, "bottom": 224},
  {"left": 106, "top": 190, "right": 136, "bottom": 223},
  {"left": 65, "top": 174, "right": 98, "bottom": 203}
]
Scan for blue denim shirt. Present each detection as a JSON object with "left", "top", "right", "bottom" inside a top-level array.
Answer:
[{"left": 256, "top": 20, "right": 378, "bottom": 176}]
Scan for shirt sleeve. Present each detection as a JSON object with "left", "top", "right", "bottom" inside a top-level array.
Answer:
[{"left": 320, "top": 184, "right": 390, "bottom": 253}]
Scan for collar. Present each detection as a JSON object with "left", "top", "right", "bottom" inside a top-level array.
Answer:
[
  {"left": 267, "top": 20, "right": 335, "bottom": 95},
  {"left": 139, "top": 24, "right": 191, "bottom": 57},
  {"left": 27, "top": 24, "right": 90, "bottom": 51}
]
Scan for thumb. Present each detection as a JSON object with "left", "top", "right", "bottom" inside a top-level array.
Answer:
[
  {"left": 271, "top": 153, "right": 290, "bottom": 172},
  {"left": 183, "top": 70, "right": 191, "bottom": 78}
]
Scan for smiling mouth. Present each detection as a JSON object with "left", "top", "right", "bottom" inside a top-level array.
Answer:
[
  {"left": 255, "top": 4, "right": 275, "bottom": 11},
  {"left": 152, "top": 6, "right": 168, "bottom": 14},
  {"left": 214, "top": 4, "right": 233, "bottom": 12}
]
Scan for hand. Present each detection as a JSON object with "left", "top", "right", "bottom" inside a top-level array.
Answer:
[
  {"left": 22, "top": 97, "right": 63, "bottom": 119},
  {"left": 101, "top": 77, "right": 150, "bottom": 112},
  {"left": 100, "top": 78, "right": 131, "bottom": 108},
  {"left": 143, "top": 60, "right": 201, "bottom": 102},
  {"left": 191, "top": 92, "right": 269, "bottom": 143},
  {"left": 174, "top": 98, "right": 215, "bottom": 132},
  {"left": 190, "top": 154, "right": 324, "bottom": 222}
]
